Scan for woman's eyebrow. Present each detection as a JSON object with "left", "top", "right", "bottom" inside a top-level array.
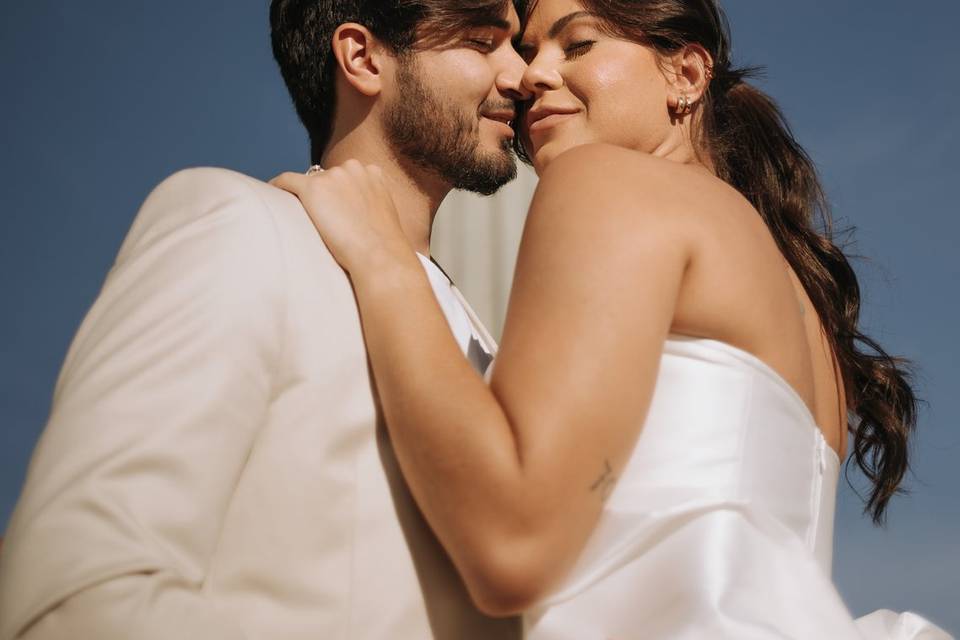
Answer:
[
  {"left": 547, "top": 10, "right": 593, "bottom": 39},
  {"left": 517, "top": 10, "right": 595, "bottom": 50}
]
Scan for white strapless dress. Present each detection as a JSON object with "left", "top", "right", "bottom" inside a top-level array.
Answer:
[{"left": 524, "top": 335, "right": 952, "bottom": 639}]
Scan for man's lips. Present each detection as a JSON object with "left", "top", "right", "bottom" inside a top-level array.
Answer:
[
  {"left": 482, "top": 111, "right": 515, "bottom": 126},
  {"left": 482, "top": 111, "right": 516, "bottom": 136}
]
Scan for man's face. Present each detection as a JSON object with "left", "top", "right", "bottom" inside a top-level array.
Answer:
[{"left": 383, "top": 5, "right": 528, "bottom": 195}]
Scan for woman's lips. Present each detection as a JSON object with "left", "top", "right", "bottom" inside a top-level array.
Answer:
[{"left": 528, "top": 112, "right": 577, "bottom": 134}]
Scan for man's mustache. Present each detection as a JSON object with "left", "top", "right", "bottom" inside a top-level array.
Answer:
[{"left": 480, "top": 100, "right": 519, "bottom": 115}]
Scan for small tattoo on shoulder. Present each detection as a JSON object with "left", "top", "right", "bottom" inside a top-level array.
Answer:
[{"left": 589, "top": 459, "right": 617, "bottom": 503}]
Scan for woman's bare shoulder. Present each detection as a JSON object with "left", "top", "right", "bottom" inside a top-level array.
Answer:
[
  {"left": 539, "top": 143, "right": 687, "bottom": 189},
  {"left": 534, "top": 143, "right": 754, "bottom": 243}
]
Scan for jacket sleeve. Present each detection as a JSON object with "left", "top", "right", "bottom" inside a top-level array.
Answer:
[{"left": 0, "top": 168, "right": 288, "bottom": 640}]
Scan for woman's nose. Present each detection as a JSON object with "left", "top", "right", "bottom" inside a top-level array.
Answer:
[{"left": 522, "top": 59, "right": 564, "bottom": 94}]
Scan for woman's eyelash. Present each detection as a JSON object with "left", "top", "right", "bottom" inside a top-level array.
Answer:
[
  {"left": 516, "top": 39, "right": 595, "bottom": 61},
  {"left": 564, "top": 40, "right": 596, "bottom": 58}
]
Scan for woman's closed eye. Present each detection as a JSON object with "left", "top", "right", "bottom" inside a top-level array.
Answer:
[
  {"left": 564, "top": 40, "right": 596, "bottom": 59},
  {"left": 516, "top": 36, "right": 596, "bottom": 62}
]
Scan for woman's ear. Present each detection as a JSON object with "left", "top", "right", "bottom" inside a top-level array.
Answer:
[
  {"left": 331, "top": 23, "right": 386, "bottom": 97},
  {"left": 666, "top": 44, "right": 713, "bottom": 106}
]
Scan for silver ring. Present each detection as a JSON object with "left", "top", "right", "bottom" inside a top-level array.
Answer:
[{"left": 305, "top": 165, "right": 325, "bottom": 176}]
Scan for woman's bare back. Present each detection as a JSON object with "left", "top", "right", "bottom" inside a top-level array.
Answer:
[{"left": 664, "top": 164, "right": 847, "bottom": 458}]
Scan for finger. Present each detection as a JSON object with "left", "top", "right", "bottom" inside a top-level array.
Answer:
[
  {"left": 341, "top": 158, "right": 364, "bottom": 173},
  {"left": 321, "top": 166, "right": 357, "bottom": 200},
  {"left": 343, "top": 159, "right": 370, "bottom": 186},
  {"left": 338, "top": 160, "right": 375, "bottom": 200},
  {"left": 368, "top": 165, "right": 392, "bottom": 203},
  {"left": 366, "top": 165, "right": 392, "bottom": 203},
  {"left": 270, "top": 171, "right": 309, "bottom": 194},
  {"left": 336, "top": 160, "right": 364, "bottom": 190},
  {"left": 268, "top": 171, "right": 302, "bottom": 187}
]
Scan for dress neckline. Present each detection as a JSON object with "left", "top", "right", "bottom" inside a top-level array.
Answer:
[{"left": 664, "top": 333, "right": 842, "bottom": 465}]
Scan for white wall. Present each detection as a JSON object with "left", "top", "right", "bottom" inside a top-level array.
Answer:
[{"left": 431, "top": 164, "right": 539, "bottom": 339}]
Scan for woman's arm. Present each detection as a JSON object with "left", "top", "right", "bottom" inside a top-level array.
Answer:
[{"left": 275, "top": 145, "right": 695, "bottom": 615}]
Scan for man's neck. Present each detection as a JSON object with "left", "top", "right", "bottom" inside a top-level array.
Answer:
[{"left": 321, "top": 129, "right": 449, "bottom": 256}]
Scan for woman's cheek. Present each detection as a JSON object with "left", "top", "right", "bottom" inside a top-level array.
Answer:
[
  {"left": 582, "top": 58, "right": 668, "bottom": 149},
  {"left": 580, "top": 61, "right": 635, "bottom": 136}
]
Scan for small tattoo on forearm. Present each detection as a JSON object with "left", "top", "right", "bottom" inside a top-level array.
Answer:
[{"left": 589, "top": 459, "right": 617, "bottom": 503}]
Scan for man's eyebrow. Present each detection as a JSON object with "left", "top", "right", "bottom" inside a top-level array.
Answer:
[{"left": 471, "top": 17, "right": 512, "bottom": 31}]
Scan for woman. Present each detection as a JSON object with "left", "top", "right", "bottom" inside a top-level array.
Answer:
[{"left": 274, "top": 0, "right": 951, "bottom": 637}]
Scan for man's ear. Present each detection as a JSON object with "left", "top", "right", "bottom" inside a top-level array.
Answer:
[{"left": 331, "top": 23, "right": 387, "bottom": 97}]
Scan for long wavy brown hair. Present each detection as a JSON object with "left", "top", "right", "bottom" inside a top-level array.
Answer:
[{"left": 514, "top": 0, "right": 917, "bottom": 525}]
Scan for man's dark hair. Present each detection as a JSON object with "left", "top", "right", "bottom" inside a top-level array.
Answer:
[{"left": 270, "top": 0, "right": 511, "bottom": 162}]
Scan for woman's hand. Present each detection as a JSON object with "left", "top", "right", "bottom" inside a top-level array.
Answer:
[{"left": 271, "top": 160, "right": 416, "bottom": 275}]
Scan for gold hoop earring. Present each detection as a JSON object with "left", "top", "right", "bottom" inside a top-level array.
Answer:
[{"left": 675, "top": 95, "right": 691, "bottom": 116}]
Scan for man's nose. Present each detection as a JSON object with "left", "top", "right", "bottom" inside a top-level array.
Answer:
[{"left": 496, "top": 49, "right": 533, "bottom": 102}]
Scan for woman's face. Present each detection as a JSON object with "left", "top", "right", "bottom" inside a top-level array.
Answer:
[{"left": 517, "top": 0, "right": 678, "bottom": 172}]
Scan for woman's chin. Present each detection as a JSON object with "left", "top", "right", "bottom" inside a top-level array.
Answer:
[
  {"left": 531, "top": 152, "right": 548, "bottom": 176},
  {"left": 531, "top": 139, "right": 589, "bottom": 175}
]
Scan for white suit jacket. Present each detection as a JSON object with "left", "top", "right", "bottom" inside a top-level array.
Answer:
[{"left": 0, "top": 168, "right": 521, "bottom": 640}]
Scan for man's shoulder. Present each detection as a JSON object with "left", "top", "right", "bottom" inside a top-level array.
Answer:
[
  {"left": 143, "top": 166, "right": 306, "bottom": 225},
  {"left": 115, "top": 167, "right": 351, "bottom": 322},
  {"left": 121, "top": 166, "right": 326, "bottom": 264}
]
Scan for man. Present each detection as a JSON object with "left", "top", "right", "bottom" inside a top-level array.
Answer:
[{"left": 0, "top": 1, "right": 528, "bottom": 638}]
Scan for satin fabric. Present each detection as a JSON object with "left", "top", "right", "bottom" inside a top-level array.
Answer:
[{"left": 524, "top": 335, "right": 952, "bottom": 639}]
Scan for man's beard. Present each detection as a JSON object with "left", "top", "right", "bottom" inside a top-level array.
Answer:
[{"left": 384, "top": 58, "right": 517, "bottom": 196}]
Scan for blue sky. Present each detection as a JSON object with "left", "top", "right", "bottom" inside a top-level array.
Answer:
[{"left": 1, "top": 0, "right": 957, "bottom": 633}]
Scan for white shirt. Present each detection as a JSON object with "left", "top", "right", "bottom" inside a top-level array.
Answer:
[{"left": 417, "top": 253, "right": 493, "bottom": 376}]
